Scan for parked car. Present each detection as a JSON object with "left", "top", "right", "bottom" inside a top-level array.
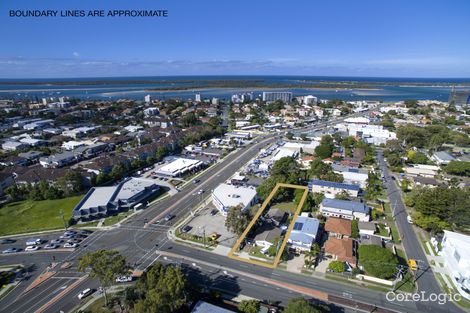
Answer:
[
  {"left": 60, "top": 233, "right": 74, "bottom": 239},
  {"left": 116, "top": 275, "right": 133, "bottom": 283},
  {"left": 50, "top": 239, "right": 62, "bottom": 244},
  {"left": 64, "top": 242, "right": 78, "bottom": 248},
  {"left": 25, "top": 246, "right": 39, "bottom": 252},
  {"left": 181, "top": 225, "right": 192, "bottom": 233},
  {"left": 193, "top": 179, "right": 200, "bottom": 184},
  {"left": 210, "top": 209, "right": 218, "bottom": 216},
  {"left": 197, "top": 189, "right": 204, "bottom": 195},
  {"left": 44, "top": 244, "right": 58, "bottom": 250},
  {"left": 2, "top": 247, "right": 20, "bottom": 254},
  {"left": 25, "top": 238, "right": 42, "bottom": 246},
  {"left": 78, "top": 288, "right": 93, "bottom": 299},
  {"left": 164, "top": 214, "right": 175, "bottom": 221},
  {"left": 0, "top": 238, "right": 15, "bottom": 244}
]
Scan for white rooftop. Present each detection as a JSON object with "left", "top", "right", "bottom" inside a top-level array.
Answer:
[
  {"left": 157, "top": 158, "right": 202, "bottom": 175},
  {"left": 444, "top": 230, "right": 470, "bottom": 260},
  {"left": 79, "top": 186, "right": 117, "bottom": 211},
  {"left": 115, "top": 178, "right": 155, "bottom": 200},
  {"left": 212, "top": 183, "right": 257, "bottom": 208}
]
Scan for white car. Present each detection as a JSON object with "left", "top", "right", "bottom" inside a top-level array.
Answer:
[
  {"left": 44, "top": 244, "right": 58, "bottom": 249},
  {"left": 25, "top": 245, "right": 39, "bottom": 251},
  {"left": 64, "top": 242, "right": 78, "bottom": 248},
  {"left": 407, "top": 215, "right": 413, "bottom": 224},
  {"left": 115, "top": 275, "right": 133, "bottom": 283},
  {"left": 78, "top": 288, "right": 93, "bottom": 299}
]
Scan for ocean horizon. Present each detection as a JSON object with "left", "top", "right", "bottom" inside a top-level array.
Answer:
[{"left": 1, "top": 75, "right": 469, "bottom": 102}]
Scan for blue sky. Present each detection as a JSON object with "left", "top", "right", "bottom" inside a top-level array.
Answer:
[{"left": 1, "top": 0, "right": 470, "bottom": 78}]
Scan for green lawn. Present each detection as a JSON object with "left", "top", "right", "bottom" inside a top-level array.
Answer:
[
  {"left": 0, "top": 195, "right": 83, "bottom": 236},
  {"left": 270, "top": 201, "right": 297, "bottom": 214},
  {"left": 377, "top": 223, "right": 389, "bottom": 237}
]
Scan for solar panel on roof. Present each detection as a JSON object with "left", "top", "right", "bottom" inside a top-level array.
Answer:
[{"left": 293, "top": 222, "right": 303, "bottom": 231}]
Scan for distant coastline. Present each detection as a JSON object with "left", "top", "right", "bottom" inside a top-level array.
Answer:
[{"left": 1, "top": 75, "right": 468, "bottom": 101}]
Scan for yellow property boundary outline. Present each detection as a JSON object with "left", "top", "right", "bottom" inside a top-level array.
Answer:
[{"left": 228, "top": 182, "right": 309, "bottom": 268}]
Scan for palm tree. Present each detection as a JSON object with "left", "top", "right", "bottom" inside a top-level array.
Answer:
[{"left": 304, "top": 243, "right": 321, "bottom": 269}]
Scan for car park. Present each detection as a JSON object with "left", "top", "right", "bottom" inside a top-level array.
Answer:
[
  {"left": 78, "top": 288, "right": 93, "bottom": 299},
  {"left": 25, "top": 245, "right": 39, "bottom": 251},
  {"left": 181, "top": 225, "right": 192, "bottom": 233},
  {"left": 44, "top": 244, "right": 58, "bottom": 249},
  {"left": 64, "top": 242, "right": 78, "bottom": 248},
  {"left": 2, "top": 247, "right": 20, "bottom": 254},
  {"left": 164, "top": 214, "right": 175, "bottom": 221},
  {"left": 116, "top": 275, "right": 133, "bottom": 283}
]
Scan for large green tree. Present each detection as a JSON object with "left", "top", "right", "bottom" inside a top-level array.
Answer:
[
  {"left": 238, "top": 299, "right": 260, "bottom": 313},
  {"left": 77, "top": 250, "right": 129, "bottom": 305},
  {"left": 133, "top": 263, "right": 187, "bottom": 313},
  {"left": 225, "top": 205, "right": 251, "bottom": 236}
]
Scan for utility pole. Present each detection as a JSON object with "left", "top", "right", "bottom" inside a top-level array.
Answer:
[
  {"left": 60, "top": 209, "right": 67, "bottom": 230},
  {"left": 202, "top": 226, "right": 206, "bottom": 248}
]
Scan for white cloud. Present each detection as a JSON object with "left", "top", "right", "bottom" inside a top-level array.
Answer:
[{"left": 72, "top": 52, "right": 80, "bottom": 57}]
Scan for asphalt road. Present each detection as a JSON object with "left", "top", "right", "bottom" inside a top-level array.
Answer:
[{"left": 377, "top": 150, "right": 463, "bottom": 313}]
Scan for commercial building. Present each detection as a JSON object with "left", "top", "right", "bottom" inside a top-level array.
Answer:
[
  {"left": 212, "top": 183, "right": 257, "bottom": 216},
  {"left": 72, "top": 178, "right": 159, "bottom": 220},
  {"left": 262, "top": 91, "right": 292, "bottom": 103},
  {"left": 336, "top": 123, "right": 397, "bottom": 145},
  {"left": 287, "top": 214, "right": 320, "bottom": 253},
  {"left": 320, "top": 198, "right": 370, "bottom": 222},
  {"left": 308, "top": 179, "right": 360, "bottom": 198},
  {"left": 441, "top": 230, "right": 470, "bottom": 300},
  {"left": 156, "top": 158, "right": 203, "bottom": 177}
]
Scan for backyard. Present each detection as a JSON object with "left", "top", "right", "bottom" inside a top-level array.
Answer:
[{"left": 0, "top": 195, "right": 83, "bottom": 236}]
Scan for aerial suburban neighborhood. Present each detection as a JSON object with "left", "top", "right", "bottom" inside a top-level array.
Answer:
[
  {"left": 1, "top": 1, "right": 470, "bottom": 313},
  {"left": 1, "top": 81, "right": 470, "bottom": 313}
]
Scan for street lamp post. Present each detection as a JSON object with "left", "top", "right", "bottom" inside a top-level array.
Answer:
[{"left": 60, "top": 209, "right": 67, "bottom": 230}]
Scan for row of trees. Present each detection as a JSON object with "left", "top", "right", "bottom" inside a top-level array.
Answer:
[{"left": 4, "top": 171, "right": 85, "bottom": 202}]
